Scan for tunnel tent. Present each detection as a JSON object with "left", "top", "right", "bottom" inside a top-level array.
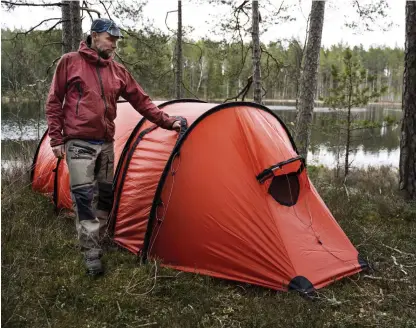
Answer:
[{"left": 31, "top": 98, "right": 367, "bottom": 294}]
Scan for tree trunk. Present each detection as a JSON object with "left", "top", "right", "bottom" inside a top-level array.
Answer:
[
  {"left": 345, "top": 65, "right": 353, "bottom": 177},
  {"left": 175, "top": 0, "right": 183, "bottom": 99},
  {"left": 70, "top": 0, "right": 82, "bottom": 51},
  {"left": 399, "top": 1, "right": 416, "bottom": 200},
  {"left": 196, "top": 56, "right": 205, "bottom": 94},
  {"left": 294, "top": 1, "right": 325, "bottom": 159},
  {"left": 252, "top": 0, "right": 262, "bottom": 104},
  {"left": 61, "top": 0, "right": 72, "bottom": 54}
]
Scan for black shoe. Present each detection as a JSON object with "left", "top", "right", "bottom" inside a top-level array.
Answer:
[{"left": 84, "top": 249, "right": 104, "bottom": 276}]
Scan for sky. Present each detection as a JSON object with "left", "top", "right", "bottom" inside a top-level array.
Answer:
[{"left": 0, "top": 0, "right": 406, "bottom": 49}]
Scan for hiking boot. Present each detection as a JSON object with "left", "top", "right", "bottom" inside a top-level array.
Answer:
[
  {"left": 84, "top": 249, "right": 104, "bottom": 276},
  {"left": 100, "top": 234, "right": 119, "bottom": 252}
]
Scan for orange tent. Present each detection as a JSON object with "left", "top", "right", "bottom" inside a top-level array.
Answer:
[{"left": 32, "top": 99, "right": 367, "bottom": 294}]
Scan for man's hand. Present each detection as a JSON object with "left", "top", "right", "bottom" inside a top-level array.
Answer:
[
  {"left": 172, "top": 120, "right": 181, "bottom": 132},
  {"left": 52, "top": 144, "right": 65, "bottom": 159}
]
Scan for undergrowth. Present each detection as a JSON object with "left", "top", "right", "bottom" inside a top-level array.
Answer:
[{"left": 2, "top": 158, "right": 415, "bottom": 328}]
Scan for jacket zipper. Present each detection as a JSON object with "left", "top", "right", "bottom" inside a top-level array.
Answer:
[
  {"left": 75, "top": 82, "right": 83, "bottom": 115},
  {"left": 96, "top": 60, "right": 108, "bottom": 139}
]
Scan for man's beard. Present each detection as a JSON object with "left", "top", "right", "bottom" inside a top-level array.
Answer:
[{"left": 97, "top": 48, "right": 111, "bottom": 59}]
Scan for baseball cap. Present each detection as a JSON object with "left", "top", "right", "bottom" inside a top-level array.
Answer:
[{"left": 91, "top": 18, "right": 124, "bottom": 38}]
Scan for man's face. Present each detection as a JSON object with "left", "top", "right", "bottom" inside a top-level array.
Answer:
[{"left": 92, "top": 31, "right": 118, "bottom": 59}]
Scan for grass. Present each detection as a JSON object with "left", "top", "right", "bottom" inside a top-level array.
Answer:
[{"left": 2, "top": 156, "right": 416, "bottom": 327}]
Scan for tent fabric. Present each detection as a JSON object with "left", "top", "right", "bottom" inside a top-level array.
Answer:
[{"left": 31, "top": 99, "right": 367, "bottom": 293}]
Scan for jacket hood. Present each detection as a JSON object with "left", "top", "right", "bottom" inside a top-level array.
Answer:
[{"left": 78, "top": 39, "right": 112, "bottom": 67}]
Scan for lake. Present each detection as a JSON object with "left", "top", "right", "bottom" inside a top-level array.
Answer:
[{"left": 1, "top": 100, "right": 402, "bottom": 169}]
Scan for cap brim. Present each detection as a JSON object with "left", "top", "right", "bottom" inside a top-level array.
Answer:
[{"left": 108, "top": 27, "right": 124, "bottom": 38}]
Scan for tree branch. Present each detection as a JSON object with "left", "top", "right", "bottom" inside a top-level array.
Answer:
[
  {"left": 2, "top": 17, "right": 62, "bottom": 40},
  {"left": 40, "top": 41, "right": 63, "bottom": 51},
  {"left": 46, "top": 57, "right": 61, "bottom": 75},
  {"left": 82, "top": 1, "right": 94, "bottom": 21},
  {"left": 260, "top": 46, "right": 288, "bottom": 69},
  {"left": 99, "top": 0, "right": 111, "bottom": 20},
  {"left": 115, "top": 52, "right": 142, "bottom": 67},
  {"left": 181, "top": 81, "right": 200, "bottom": 100},
  {"left": 230, "top": 44, "right": 251, "bottom": 82},
  {"left": 81, "top": 6, "right": 101, "bottom": 18},
  {"left": 165, "top": 10, "right": 178, "bottom": 34},
  {"left": 43, "top": 19, "right": 68, "bottom": 34},
  {"left": 183, "top": 41, "right": 203, "bottom": 66},
  {"left": 223, "top": 75, "right": 253, "bottom": 103},
  {"left": 1, "top": 1, "right": 68, "bottom": 7}
]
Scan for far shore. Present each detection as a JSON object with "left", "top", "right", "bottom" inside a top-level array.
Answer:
[{"left": 1, "top": 96, "right": 402, "bottom": 108}]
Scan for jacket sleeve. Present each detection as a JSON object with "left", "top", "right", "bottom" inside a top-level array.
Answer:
[
  {"left": 45, "top": 55, "right": 67, "bottom": 147},
  {"left": 120, "top": 69, "right": 177, "bottom": 130}
]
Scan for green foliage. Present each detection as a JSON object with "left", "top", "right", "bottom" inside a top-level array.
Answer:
[
  {"left": 325, "top": 48, "right": 384, "bottom": 110},
  {"left": 322, "top": 48, "right": 394, "bottom": 176},
  {"left": 1, "top": 28, "right": 62, "bottom": 100},
  {"left": 1, "top": 28, "right": 404, "bottom": 103}
]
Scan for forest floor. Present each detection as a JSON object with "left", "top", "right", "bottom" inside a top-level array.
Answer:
[{"left": 2, "top": 159, "right": 415, "bottom": 328}]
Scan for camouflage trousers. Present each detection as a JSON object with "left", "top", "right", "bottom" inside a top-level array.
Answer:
[{"left": 65, "top": 139, "right": 114, "bottom": 254}]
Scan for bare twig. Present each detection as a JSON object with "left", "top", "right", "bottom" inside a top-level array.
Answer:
[
  {"left": 223, "top": 75, "right": 253, "bottom": 103},
  {"left": 391, "top": 256, "right": 408, "bottom": 275},
  {"left": 136, "top": 323, "right": 158, "bottom": 328},
  {"left": 165, "top": 10, "right": 178, "bottom": 34},
  {"left": 1, "top": 1, "right": 68, "bottom": 7},
  {"left": 363, "top": 275, "right": 410, "bottom": 283},
  {"left": 158, "top": 69, "right": 174, "bottom": 82},
  {"left": 99, "top": 0, "right": 111, "bottom": 20},
  {"left": 382, "top": 244, "right": 415, "bottom": 257},
  {"left": 82, "top": 1, "right": 94, "bottom": 21},
  {"left": 2, "top": 18, "right": 61, "bottom": 40},
  {"left": 40, "top": 42, "right": 63, "bottom": 51},
  {"left": 229, "top": 44, "right": 252, "bottom": 82},
  {"left": 37, "top": 300, "right": 51, "bottom": 328},
  {"left": 115, "top": 52, "right": 142, "bottom": 67},
  {"left": 353, "top": 0, "right": 375, "bottom": 24},
  {"left": 43, "top": 19, "right": 68, "bottom": 34},
  {"left": 183, "top": 41, "right": 203, "bottom": 64},
  {"left": 46, "top": 57, "right": 61, "bottom": 75},
  {"left": 125, "top": 260, "right": 159, "bottom": 296},
  {"left": 343, "top": 175, "right": 350, "bottom": 201},
  {"left": 262, "top": 85, "right": 267, "bottom": 98},
  {"left": 181, "top": 81, "right": 200, "bottom": 100},
  {"left": 81, "top": 7, "right": 101, "bottom": 18},
  {"left": 260, "top": 46, "right": 287, "bottom": 69}
]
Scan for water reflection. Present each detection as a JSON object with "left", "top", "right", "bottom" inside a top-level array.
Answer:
[
  {"left": 1, "top": 101, "right": 402, "bottom": 168},
  {"left": 270, "top": 106, "right": 401, "bottom": 168}
]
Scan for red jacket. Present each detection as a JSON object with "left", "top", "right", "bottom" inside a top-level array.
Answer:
[{"left": 46, "top": 41, "right": 176, "bottom": 147}]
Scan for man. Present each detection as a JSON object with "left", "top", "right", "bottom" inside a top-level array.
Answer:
[{"left": 45, "top": 18, "right": 181, "bottom": 276}]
